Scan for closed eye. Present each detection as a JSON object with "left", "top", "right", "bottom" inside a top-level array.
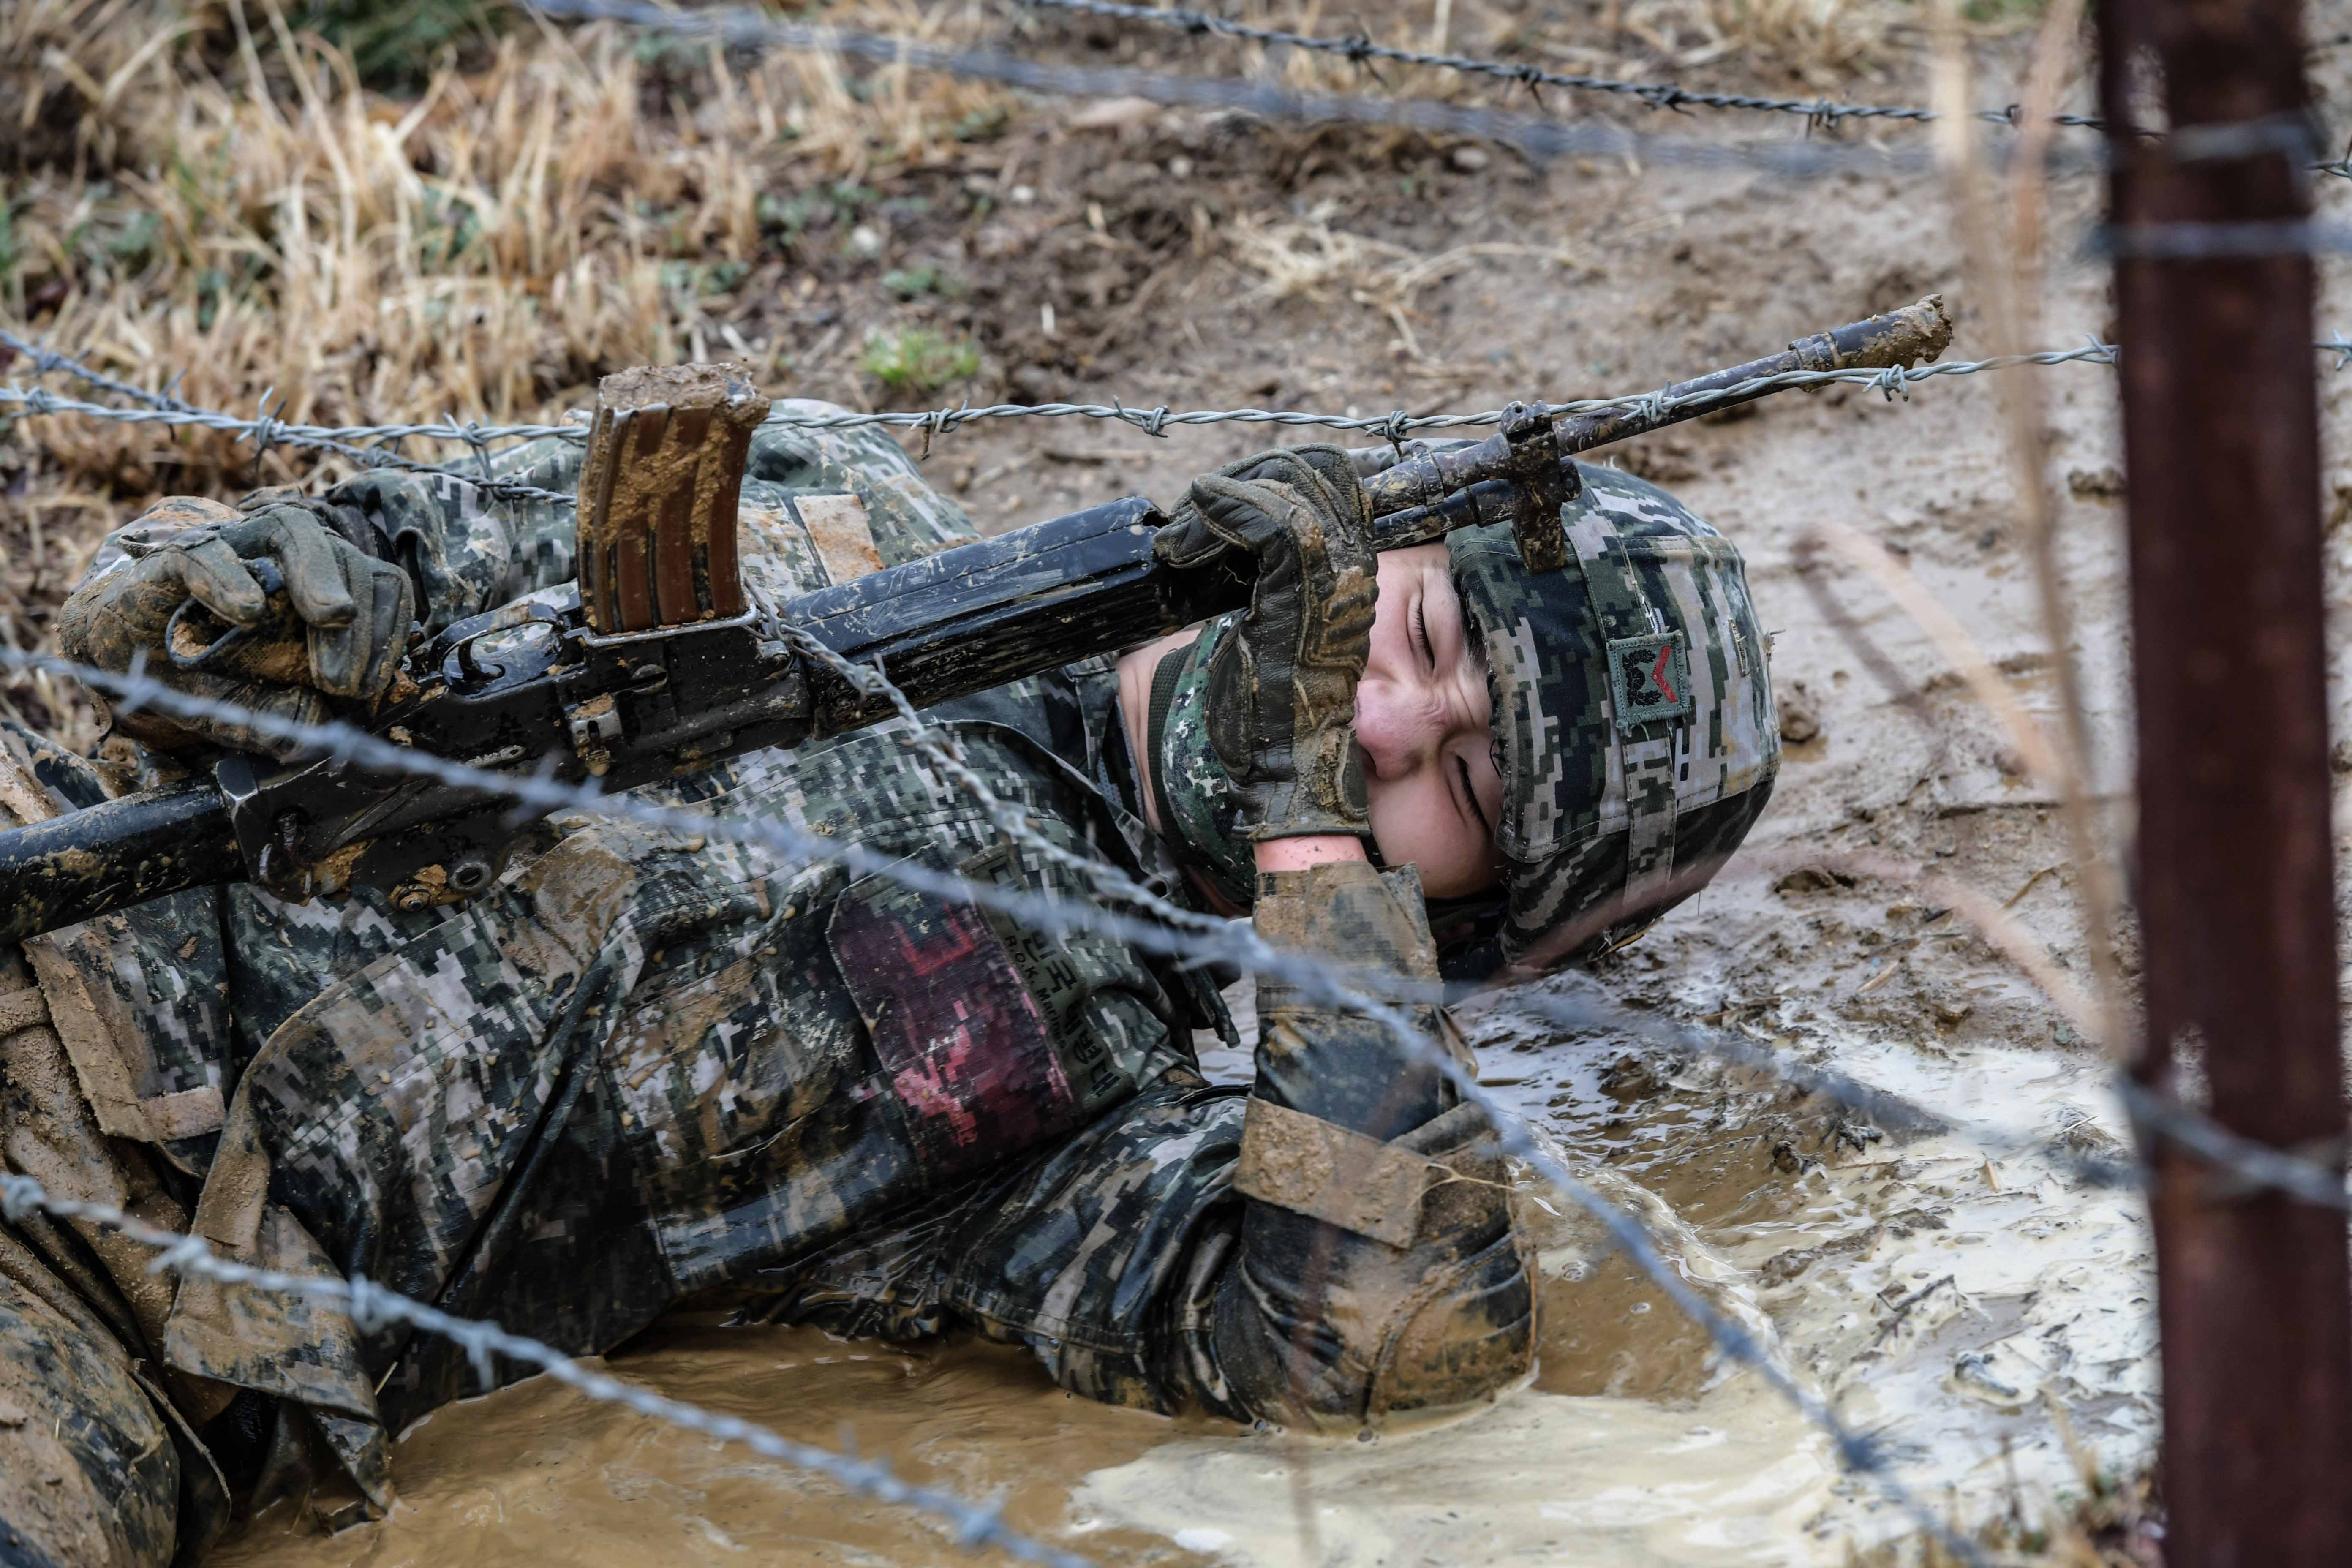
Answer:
[{"left": 1456, "top": 754, "right": 1492, "bottom": 836}]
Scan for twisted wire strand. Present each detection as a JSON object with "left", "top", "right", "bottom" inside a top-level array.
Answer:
[
  {"left": 781, "top": 623, "right": 1242, "bottom": 944},
  {"left": 3, "top": 338, "right": 2147, "bottom": 469},
  {"left": 2088, "top": 217, "right": 2352, "bottom": 259},
  {"left": 0, "top": 328, "right": 578, "bottom": 502},
  {"left": 525, "top": 0, "right": 1953, "bottom": 179},
  {"left": 0, "top": 328, "right": 208, "bottom": 415},
  {"left": 535, "top": 0, "right": 2352, "bottom": 183},
  {"left": 1009, "top": 0, "right": 2093, "bottom": 131},
  {"left": 0, "top": 1171, "right": 1097, "bottom": 1568}
]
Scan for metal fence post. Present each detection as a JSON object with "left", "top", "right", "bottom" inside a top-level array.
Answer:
[{"left": 2095, "top": 0, "right": 2352, "bottom": 1558}]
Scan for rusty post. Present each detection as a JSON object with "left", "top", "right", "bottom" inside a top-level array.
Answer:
[{"left": 2096, "top": 0, "right": 2352, "bottom": 1558}]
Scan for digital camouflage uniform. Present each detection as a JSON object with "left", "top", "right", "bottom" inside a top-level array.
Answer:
[{"left": 0, "top": 405, "right": 1533, "bottom": 1567}]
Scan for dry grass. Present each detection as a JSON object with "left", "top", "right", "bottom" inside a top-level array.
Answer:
[
  {"left": 0, "top": 0, "right": 1024, "bottom": 728},
  {"left": 4, "top": 0, "right": 1011, "bottom": 477},
  {"left": 1, "top": 0, "right": 1924, "bottom": 499}
]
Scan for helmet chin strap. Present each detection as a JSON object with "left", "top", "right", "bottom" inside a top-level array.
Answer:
[{"left": 1143, "top": 627, "right": 1255, "bottom": 907}]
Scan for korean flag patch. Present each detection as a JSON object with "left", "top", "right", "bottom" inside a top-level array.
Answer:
[{"left": 1607, "top": 632, "right": 1694, "bottom": 731}]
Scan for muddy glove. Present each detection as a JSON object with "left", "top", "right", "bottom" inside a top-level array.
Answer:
[
  {"left": 1154, "top": 445, "right": 1377, "bottom": 840},
  {"left": 56, "top": 496, "right": 416, "bottom": 761}
]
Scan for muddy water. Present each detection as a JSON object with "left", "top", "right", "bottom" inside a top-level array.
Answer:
[{"left": 213, "top": 996, "right": 2153, "bottom": 1568}]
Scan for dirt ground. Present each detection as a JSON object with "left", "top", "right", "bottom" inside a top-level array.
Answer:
[{"left": 15, "top": 0, "right": 2352, "bottom": 1562}]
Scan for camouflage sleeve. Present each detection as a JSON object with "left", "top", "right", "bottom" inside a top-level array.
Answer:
[
  {"left": 322, "top": 439, "right": 581, "bottom": 637},
  {"left": 942, "top": 861, "right": 1534, "bottom": 1428},
  {"left": 73, "top": 402, "right": 974, "bottom": 639}
]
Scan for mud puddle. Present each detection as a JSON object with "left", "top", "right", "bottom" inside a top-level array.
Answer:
[{"left": 216, "top": 994, "right": 2151, "bottom": 1567}]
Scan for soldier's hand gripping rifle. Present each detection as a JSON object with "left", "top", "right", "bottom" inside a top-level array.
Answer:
[{"left": 0, "top": 296, "right": 1952, "bottom": 941}]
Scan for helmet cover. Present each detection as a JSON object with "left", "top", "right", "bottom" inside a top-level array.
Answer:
[{"left": 1446, "top": 463, "right": 1780, "bottom": 972}]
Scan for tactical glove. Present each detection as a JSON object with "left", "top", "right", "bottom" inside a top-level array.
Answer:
[
  {"left": 1154, "top": 445, "right": 1377, "bottom": 840},
  {"left": 56, "top": 496, "right": 416, "bottom": 761}
]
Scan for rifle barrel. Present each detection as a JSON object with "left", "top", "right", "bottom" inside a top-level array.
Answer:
[
  {"left": 1364, "top": 293, "right": 1954, "bottom": 548},
  {"left": 0, "top": 784, "right": 240, "bottom": 941}
]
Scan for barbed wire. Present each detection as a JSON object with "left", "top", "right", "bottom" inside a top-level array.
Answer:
[
  {"left": 2, "top": 336, "right": 2138, "bottom": 473},
  {"left": 0, "top": 328, "right": 210, "bottom": 416},
  {"left": 0, "top": 331, "right": 2306, "bottom": 480},
  {"left": 19, "top": 318, "right": 2352, "bottom": 479},
  {"left": 715, "top": 340, "right": 2144, "bottom": 441},
  {"left": 2090, "top": 217, "right": 2352, "bottom": 259},
  {"left": 527, "top": 0, "right": 1959, "bottom": 180},
  {"left": 0, "top": 329, "right": 578, "bottom": 504},
  {"left": 536, "top": 0, "right": 2352, "bottom": 186},
  {"left": 2114, "top": 1077, "right": 2351, "bottom": 1209},
  {"left": 1008, "top": 0, "right": 2096, "bottom": 131},
  {"left": 0, "top": 1170, "right": 1097, "bottom": 1568},
  {"left": 0, "top": 640, "right": 2009, "bottom": 1567}
]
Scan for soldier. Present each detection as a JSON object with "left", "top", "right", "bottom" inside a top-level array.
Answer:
[{"left": 0, "top": 399, "right": 1777, "bottom": 1565}]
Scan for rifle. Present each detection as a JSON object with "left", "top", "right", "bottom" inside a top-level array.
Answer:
[{"left": 0, "top": 295, "right": 1951, "bottom": 941}]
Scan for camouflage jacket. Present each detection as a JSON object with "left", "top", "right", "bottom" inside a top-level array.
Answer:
[{"left": 2, "top": 406, "right": 1531, "bottom": 1557}]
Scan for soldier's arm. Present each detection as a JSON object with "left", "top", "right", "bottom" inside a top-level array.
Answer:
[
  {"left": 939, "top": 444, "right": 1532, "bottom": 1424},
  {"left": 320, "top": 436, "right": 580, "bottom": 636},
  {"left": 935, "top": 857, "right": 1531, "bottom": 1426},
  {"left": 326, "top": 399, "right": 983, "bottom": 631},
  {"left": 1213, "top": 853, "right": 1533, "bottom": 1423}
]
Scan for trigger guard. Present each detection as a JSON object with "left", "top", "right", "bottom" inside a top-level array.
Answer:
[{"left": 163, "top": 557, "right": 286, "bottom": 671}]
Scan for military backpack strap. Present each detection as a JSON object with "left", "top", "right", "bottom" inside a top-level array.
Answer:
[{"left": 1561, "top": 498, "right": 1692, "bottom": 909}]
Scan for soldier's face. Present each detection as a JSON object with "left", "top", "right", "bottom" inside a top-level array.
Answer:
[{"left": 1357, "top": 545, "right": 1507, "bottom": 899}]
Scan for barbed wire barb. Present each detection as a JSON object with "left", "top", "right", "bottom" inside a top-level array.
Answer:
[
  {"left": 1010, "top": 0, "right": 2052, "bottom": 130},
  {"left": 3, "top": 332, "right": 2295, "bottom": 469}
]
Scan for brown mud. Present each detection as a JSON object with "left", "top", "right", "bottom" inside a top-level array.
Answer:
[{"left": 29, "top": 0, "right": 2352, "bottom": 1561}]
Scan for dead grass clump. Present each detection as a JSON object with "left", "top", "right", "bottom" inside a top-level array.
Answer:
[
  {"left": 3, "top": 0, "right": 196, "bottom": 180},
  {"left": 0, "top": 0, "right": 1026, "bottom": 729},
  {"left": 7, "top": 0, "right": 1019, "bottom": 434}
]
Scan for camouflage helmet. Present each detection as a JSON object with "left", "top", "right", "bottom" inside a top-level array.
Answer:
[{"left": 1443, "top": 462, "right": 1780, "bottom": 976}]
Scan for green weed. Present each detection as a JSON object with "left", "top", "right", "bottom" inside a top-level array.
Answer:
[
  {"left": 881, "top": 265, "right": 960, "bottom": 299},
  {"left": 860, "top": 327, "right": 979, "bottom": 393},
  {"left": 297, "top": 0, "right": 501, "bottom": 90}
]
